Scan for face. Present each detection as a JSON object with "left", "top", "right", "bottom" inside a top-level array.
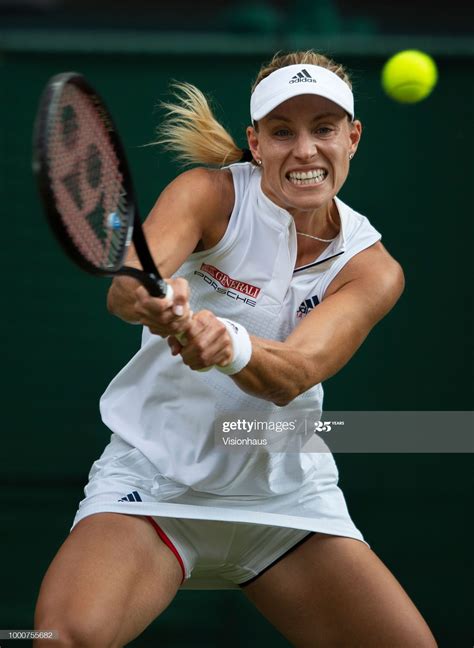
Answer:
[{"left": 247, "top": 94, "right": 362, "bottom": 217}]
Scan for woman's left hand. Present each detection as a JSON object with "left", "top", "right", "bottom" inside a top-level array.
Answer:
[{"left": 167, "top": 310, "right": 234, "bottom": 371}]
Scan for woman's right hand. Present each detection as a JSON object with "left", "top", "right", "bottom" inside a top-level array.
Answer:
[{"left": 133, "top": 277, "right": 192, "bottom": 337}]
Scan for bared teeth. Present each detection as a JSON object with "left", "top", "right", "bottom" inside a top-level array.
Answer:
[{"left": 288, "top": 169, "right": 327, "bottom": 185}]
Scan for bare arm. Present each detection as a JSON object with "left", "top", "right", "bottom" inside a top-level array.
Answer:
[
  {"left": 172, "top": 242, "right": 404, "bottom": 405},
  {"left": 234, "top": 242, "right": 405, "bottom": 405},
  {"left": 106, "top": 167, "right": 234, "bottom": 327}
]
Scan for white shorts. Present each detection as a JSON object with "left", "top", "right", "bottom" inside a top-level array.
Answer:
[
  {"left": 146, "top": 515, "right": 313, "bottom": 589},
  {"left": 72, "top": 434, "right": 366, "bottom": 589}
]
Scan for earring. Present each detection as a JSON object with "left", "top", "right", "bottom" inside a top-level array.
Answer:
[
  {"left": 349, "top": 153, "right": 354, "bottom": 160},
  {"left": 256, "top": 159, "right": 262, "bottom": 166}
]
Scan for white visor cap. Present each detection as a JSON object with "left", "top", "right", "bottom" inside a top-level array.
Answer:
[{"left": 250, "top": 64, "right": 354, "bottom": 122}]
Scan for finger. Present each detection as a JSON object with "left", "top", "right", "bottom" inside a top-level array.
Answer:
[
  {"left": 204, "top": 332, "right": 233, "bottom": 366},
  {"left": 135, "top": 285, "right": 148, "bottom": 301},
  {"left": 177, "top": 311, "right": 222, "bottom": 365},
  {"left": 180, "top": 324, "right": 231, "bottom": 369},
  {"left": 135, "top": 284, "right": 173, "bottom": 310},
  {"left": 134, "top": 299, "right": 173, "bottom": 322},
  {"left": 169, "top": 278, "right": 190, "bottom": 316},
  {"left": 148, "top": 328, "right": 170, "bottom": 338},
  {"left": 181, "top": 313, "right": 209, "bottom": 341},
  {"left": 164, "top": 310, "right": 194, "bottom": 336},
  {"left": 181, "top": 343, "right": 226, "bottom": 370},
  {"left": 135, "top": 285, "right": 155, "bottom": 304},
  {"left": 138, "top": 308, "right": 193, "bottom": 339},
  {"left": 167, "top": 336, "right": 183, "bottom": 356}
]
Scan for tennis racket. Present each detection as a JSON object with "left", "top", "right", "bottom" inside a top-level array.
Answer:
[{"left": 32, "top": 71, "right": 172, "bottom": 299}]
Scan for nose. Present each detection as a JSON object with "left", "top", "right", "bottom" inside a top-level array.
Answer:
[{"left": 293, "top": 131, "right": 317, "bottom": 161}]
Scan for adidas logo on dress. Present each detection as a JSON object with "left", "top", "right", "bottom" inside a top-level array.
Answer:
[
  {"left": 296, "top": 295, "right": 320, "bottom": 319},
  {"left": 118, "top": 491, "right": 142, "bottom": 502},
  {"left": 289, "top": 69, "right": 317, "bottom": 84}
]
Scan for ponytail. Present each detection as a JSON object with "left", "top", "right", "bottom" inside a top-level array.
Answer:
[{"left": 156, "top": 82, "right": 247, "bottom": 167}]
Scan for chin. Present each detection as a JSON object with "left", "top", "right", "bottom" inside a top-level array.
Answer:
[{"left": 286, "top": 189, "right": 330, "bottom": 210}]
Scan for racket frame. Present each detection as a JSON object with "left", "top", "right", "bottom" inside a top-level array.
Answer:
[{"left": 33, "top": 71, "right": 170, "bottom": 298}]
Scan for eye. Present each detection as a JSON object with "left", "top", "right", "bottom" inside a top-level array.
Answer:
[
  {"left": 315, "top": 126, "right": 334, "bottom": 137},
  {"left": 273, "top": 128, "right": 292, "bottom": 138}
]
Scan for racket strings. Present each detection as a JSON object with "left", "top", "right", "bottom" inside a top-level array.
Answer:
[{"left": 46, "top": 84, "right": 130, "bottom": 271}]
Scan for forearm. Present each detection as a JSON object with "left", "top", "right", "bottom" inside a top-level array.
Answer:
[
  {"left": 231, "top": 257, "right": 404, "bottom": 405},
  {"left": 231, "top": 315, "right": 370, "bottom": 406},
  {"left": 230, "top": 337, "right": 315, "bottom": 406},
  {"left": 107, "top": 277, "right": 142, "bottom": 323},
  {"left": 173, "top": 313, "right": 372, "bottom": 404}
]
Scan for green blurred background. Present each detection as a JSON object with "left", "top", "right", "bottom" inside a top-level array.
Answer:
[{"left": 0, "top": 0, "right": 473, "bottom": 646}]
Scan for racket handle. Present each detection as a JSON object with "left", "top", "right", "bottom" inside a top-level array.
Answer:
[
  {"left": 148, "top": 281, "right": 207, "bottom": 369},
  {"left": 149, "top": 281, "right": 210, "bottom": 372},
  {"left": 118, "top": 267, "right": 170, "bottom": 299},
  {"left": 158, "top": 281, "right": 212, "bottom": 373},
  {"left": 142, "top": 279, "right": 212, "bottom": 373},
  {"left": 146, "top": 275, "right": 172, "bottom": 298},
  {"left": 163, "top": 282, "right": 174, "bottom": 300}
]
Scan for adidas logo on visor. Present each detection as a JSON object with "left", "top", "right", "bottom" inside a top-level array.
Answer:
[{"left": 289, "top": 69, "right": 317, "bottom": 84}]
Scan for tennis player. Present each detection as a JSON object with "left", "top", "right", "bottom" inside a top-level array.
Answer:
[{"left": 35, "top": 51, "right": 437, "bottom": 647}]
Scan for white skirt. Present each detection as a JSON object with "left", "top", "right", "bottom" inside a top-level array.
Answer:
[{"left": 73, "top": 433, "right": 365, "bottom": 559}]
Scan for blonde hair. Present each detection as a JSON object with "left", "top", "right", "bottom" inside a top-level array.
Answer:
[
  {"left": 156, "top": 50, "right": 352, "bottom": 167},
  {"left": 251, "top": 50, "right": 352, "bottom": 92},
  {"left": 155, "top": 82, "right": 243, "bottom": 167}
]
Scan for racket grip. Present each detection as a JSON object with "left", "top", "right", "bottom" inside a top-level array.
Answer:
[
  {"left": 119, "top": 267, "right": 172, "bottom": 299},
  {"left": 163, "top": 282, "right": 174, "bottom": 300},
  {"left": 163, "top": 288, "right": 211, "bottom": 374}
]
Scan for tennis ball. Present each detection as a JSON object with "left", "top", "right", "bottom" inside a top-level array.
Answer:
[{"left": 381, "top": 50, "right": 438, "bottom": 103}]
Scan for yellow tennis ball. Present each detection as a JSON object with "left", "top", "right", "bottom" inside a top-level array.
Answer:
[{"left": 381, "top": 50, "right": 438, "bottom": 103}]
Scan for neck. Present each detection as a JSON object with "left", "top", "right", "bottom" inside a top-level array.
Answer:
[{"left": 291, "top": 200, "right": 340, "bottom": 241}]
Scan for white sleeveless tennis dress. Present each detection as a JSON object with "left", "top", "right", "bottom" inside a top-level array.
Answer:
[{"left": 73, "top": 162, "right": 381, "bottom": 588}]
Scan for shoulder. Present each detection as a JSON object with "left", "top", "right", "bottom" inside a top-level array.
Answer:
[
  {"left": 155, "top": 167, "right": 235, "bottom": 249},
  {"left": 164, "top": 167, "right": 234, "bottom": 214},
  {"left": 335, "top": 197, "right": 380, "bottom": 241}
]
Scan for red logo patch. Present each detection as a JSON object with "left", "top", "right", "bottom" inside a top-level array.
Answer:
[{"left": 200, "top": 263, "right": 261, "bottom": 298}]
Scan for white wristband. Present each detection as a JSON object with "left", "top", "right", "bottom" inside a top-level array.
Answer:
[{"left": 216, "top": 318, "right": 252, "bottom": 375}]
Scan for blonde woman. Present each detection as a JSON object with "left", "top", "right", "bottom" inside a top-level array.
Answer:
[{"left": 35, "top": 52, "right": 437, "bottom": 647}]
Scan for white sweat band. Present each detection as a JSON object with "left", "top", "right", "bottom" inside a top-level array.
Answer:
[{"left": 216, "top": 318, "right": 252, "bottom": 375}]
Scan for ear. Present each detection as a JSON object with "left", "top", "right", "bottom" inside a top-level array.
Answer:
[
  {"left": 246, "top": 125, "right": 260, "bottom": 161},
  {"left": 349, "top": 119, "right": 362, "bottom": 157}
]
